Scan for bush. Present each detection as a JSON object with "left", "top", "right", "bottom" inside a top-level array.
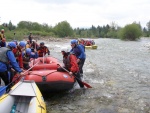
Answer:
[{"left": 118, "top": 23, "right": 142, "bottom": 40}]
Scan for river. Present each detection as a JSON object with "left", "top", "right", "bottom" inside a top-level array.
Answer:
[{"left": 41, "top": 38, "right": 150, "bottom": 113}]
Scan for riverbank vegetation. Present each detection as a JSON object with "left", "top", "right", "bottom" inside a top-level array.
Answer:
[{"left": 0, "top": 20, "right": 150, "bottom": 41}]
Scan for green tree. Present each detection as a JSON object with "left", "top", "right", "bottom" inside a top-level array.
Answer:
[
  {"left": 143, "top": 27, "right": 148, "bottom": 37},
  {"left": 118, "top": 23, "right": 142, "bottom": 40},
  {"left": 54, "top": 21, "right": 73, "bottom": 37},
  {"left": 31, "top": 22, "right": 41, "bottom": 31},
  {"left": 146, "top": 21, "right": 150, "bottom": 36}
]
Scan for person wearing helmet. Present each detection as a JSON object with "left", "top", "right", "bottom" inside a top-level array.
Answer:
[
  {"left": 57, "top": 47, "right": 84, "bottom": 89},
  {"left": 12, "top": 41, "right": 26, "bottom": 68},
  {"left": 79, "top": 39, "right": 85, "bottom": 45},
  {"left": 70, "top": 39, "right": 86, "bottom": 78},
  {"left": 0, "top": 42, "right": 24, "bottom": 91},
  {"left": 22, "top": 48, "right": 38, "bottom": 69},
  {"left": 0, "top": 29, "right": 6, "bottom": 47},
  {"left": 26, "top": 40, "right": 31, "bottom": 49},
  {"left": 0, "top": 37, "right": 6, "bottom": 47},
  {"left": 37, "top": 42, "right": 50, "bottom": 57},
  {"left": 13, "top": 40, "right": 18, "bottom": 46}
]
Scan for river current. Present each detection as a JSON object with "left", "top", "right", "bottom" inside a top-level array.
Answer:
[
  {"left": 1, "top": 38, "right": 150, "bottom": 113},
  {"left": 43, "top": 38, "right": 150, "bottom": 113}
]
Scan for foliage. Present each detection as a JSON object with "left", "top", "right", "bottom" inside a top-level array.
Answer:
[
  {"left": 1, "top": 20, "right": 150, "bottom": 40},
  {"left": 54, "top": 21, "right": 74, "bottom": 37},
  {"left": 146, "top": 21, "right": 150, "bottom": 36},
  {"left": 118, "top": 23, "right": 142, "bottom": 41}
]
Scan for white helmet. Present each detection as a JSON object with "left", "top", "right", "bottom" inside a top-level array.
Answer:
[{"left": 61, "top": 47, "right": 69, "bottom": 53}]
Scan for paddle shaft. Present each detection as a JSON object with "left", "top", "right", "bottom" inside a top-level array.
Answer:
[
  {"left": 58, "top": 64, "right": 92, "bottom": 88},
  {"left": 7, "top": 60, "right": 39, "bottom": 87},
  {"left": 0, "top": 60, "right": 40, "bottom": 95}
]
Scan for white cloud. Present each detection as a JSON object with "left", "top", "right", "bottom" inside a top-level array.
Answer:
[{"left": 0, "top": 0, "right": 150, "bottom": 28}]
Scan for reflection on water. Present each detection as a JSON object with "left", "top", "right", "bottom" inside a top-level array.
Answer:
[{"left": 43, "top": 38, "right": 150, "bottom": 113}]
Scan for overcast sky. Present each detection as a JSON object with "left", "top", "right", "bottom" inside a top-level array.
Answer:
[{"left": 0, "top": 0, "right": 150, "bottom": 28}]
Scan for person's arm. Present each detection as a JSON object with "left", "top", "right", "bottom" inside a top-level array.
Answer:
[
  {"left": 45, "top": 47, "right": 50, "bottom": 55},
  {"left": 77, "top": 45, "right": 84, "bottom": 59},
  {"left": 7, "top": 51, "right": 22, "bottom": 73},
  {"left": 18, "top": 53, "right": 23, "bottom": 68},
  {"left": 30, "top": 52, "right": 38, "bottom": 58}
]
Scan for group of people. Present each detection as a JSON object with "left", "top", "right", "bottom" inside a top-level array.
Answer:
[
  {"left": 79, "top": 39, "right": 95, "bottom": 46},
  {"left": 0, "top": 29, "right": 86, "bottom": 91},
  {"left": 0, "top": 30, "right": 50, "bottom": 90},
  {"left": 12, "top": 40, "right": 50, "bottom": 70},
  {"left": 58, "top": 39, "right": 86, "bottom": 89}
]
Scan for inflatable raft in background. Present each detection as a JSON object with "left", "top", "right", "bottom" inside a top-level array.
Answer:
[
  {"left": 25, "top": 70, "right": 75, "bottom": 92},
  {"left": 85, "top": 45, "right": 98, "bottom": 49},
  {"left": 0, "top": 80, "right": 46, "bottom": 113}
]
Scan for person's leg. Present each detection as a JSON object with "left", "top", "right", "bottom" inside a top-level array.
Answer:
[
  {"left": 0, "top": 71, "right": 11, "bottom": 92},
  {"left": 74, "top": 72, "right": 84, "bottom": 88},
  {"left": 0, "top": 71, "right": 9, "bottom": 86},
  {"left": 78, "top": 59, "right": 85, "bottom": 77}
]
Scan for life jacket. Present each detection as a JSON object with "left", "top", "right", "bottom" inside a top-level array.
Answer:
[
  {"left": 23, "top": 52, "right": 30, "bottom": 63},
  {"left": 38, "top": 46, "right": 48, "bottom": 57},
  {"left": 25, "top": 43, "right": 30, "bottom": 49},
  {"left": 0, "top": 33, "right": 6, "bottom": 47},
  {"left": 31, "top": 43, "right": 38, "bottom": 50},
  {"left": 63, "top": 52, "right": 74, "bottom": 69},
  {"left": 0, "top": 47, "right": 11, "bottom": 64},
  {"left": 13, "top": 46, "right": 22, "bottom": 58},
  {"left": 0, "top": 33, "right": 5, "bottom": 40},
  {"left": 13, "top": 46, "right": 23, "bottom": 68}
]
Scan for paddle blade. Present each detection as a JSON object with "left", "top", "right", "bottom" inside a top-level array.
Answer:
[
  {"left": 82, "top": 81, "right": 92, "bottom": 88},
  {"left": 0, "top": 86, "right": 7, "bottom": 97}
]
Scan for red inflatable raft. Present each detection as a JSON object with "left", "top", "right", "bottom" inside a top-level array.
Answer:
[
  {"left": 29, "top": 56, "right": 61, "bottom": 70},
  {"left": 12, "top": 57, "right": 75, "bottom": 92},
  {"left": 24, "top": 70, "right": 75, "bottom": 92}
]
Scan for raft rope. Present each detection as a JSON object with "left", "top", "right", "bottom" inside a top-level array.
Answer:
[{"left": 28, "top": 70, "right": 57, "bottom": 77}]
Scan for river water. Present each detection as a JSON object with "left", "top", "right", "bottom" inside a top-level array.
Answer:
[{"left": 43, "top": 38, "right": 150, "bottom": 113}]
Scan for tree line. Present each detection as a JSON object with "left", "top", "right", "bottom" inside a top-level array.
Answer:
[{"left": 0, "top": 20, "right": 150, "bottom": 41}]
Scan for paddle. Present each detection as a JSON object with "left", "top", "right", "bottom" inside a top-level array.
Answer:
[
  {"left": 57, "top": 64, "right": 92, "bottom": 88},
  {"left": 0, "top": 60, "right": 40, "bottom": 97}
]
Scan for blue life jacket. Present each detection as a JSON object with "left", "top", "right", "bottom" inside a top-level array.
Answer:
[{"left": 70, "top": 44, "right": 86, "bottom": 59}]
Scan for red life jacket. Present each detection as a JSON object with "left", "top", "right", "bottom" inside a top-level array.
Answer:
[
  {"left": 38, "top": 46, "right": 47, "bottom": 57},
  {"left": 13, "top": 46, "right": 23, "bottom": 68}
]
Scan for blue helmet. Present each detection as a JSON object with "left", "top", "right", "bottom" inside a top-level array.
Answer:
[
  {"left": 19, "top": 41, "right": 26, "bottom": 47},
  {"left": 26, "top": 48, "right": 31, "bottom": 54},
  {"left": 8, "top": 42, "right": 16, "bottom": 48},
  {"left": 71, "top": 39, "right": 77, "bottom": 44}
]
